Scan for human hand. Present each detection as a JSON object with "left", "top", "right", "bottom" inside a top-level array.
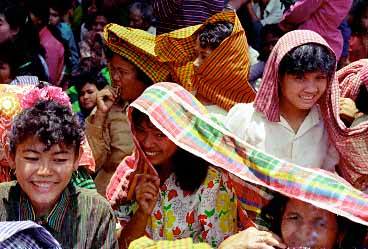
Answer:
[
  {"left": 340, "top": 97, "right": 360, "bottom": 123},
  {"left": 135, "top": 174, "right": 160, "bottom": 216},
  {"left": 96, "top": 86, "right": 118, "bottom": 114},
  {"left": 218, "top": 227, "right": 286, "bottom": 249}
]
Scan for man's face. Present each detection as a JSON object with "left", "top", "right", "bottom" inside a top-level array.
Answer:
[
  {"left": 11, "top": 137, "right": 79, "bottom": 216},
  {"left": 49, "top": 8, "right": 60, "bottom": 26}
]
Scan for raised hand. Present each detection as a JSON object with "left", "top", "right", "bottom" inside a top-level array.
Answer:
[{"left": 135, "top": 174, "right": 160, "bottom": 216}]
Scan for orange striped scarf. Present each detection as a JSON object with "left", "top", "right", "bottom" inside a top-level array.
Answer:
[{"left": 155, "top": 11, "right": 255, "bottom": 111}]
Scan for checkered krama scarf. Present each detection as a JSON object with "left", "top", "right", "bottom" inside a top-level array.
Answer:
[
  {"left": 254, "top": 30, "right": 337, "bottom": 122},
  {"left": 322, "top": 59, "right": 368, "bottom": 190},
  {"left": 106, "top": 82, "right": 368, "bottom": 227},
  {"left": 155, "top": 11, "right": 255, "bottom": 111},
  {"left": 103, "top": 24, "right": 171, "bottom": 83}
]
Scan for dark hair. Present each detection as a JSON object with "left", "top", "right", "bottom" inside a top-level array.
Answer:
[
  {"left": 278, "top": 43, "right": 336, "bottom": 80},
  {"left": 348, "top": 0, "right": 368, "bottom": 34},
  {"left": 105, "top": 47, "right": 154, "bottom": 86},
  {"left": 0, "top": 41, "right": 18, "bottom": 80},
  {"left": 259, "top": 24, "right": 284, "bottom": 61},
  {"left": 28, "top": 0, "right": 50, "bottom": 26},
  {"left": 198, "top": 22, "right": 234, "bottom": 49},
  {"left": 261, "top": 194, "right": 366, "bottom": 249},
  {"left": 49, "top": 0, "right": 73, "bottom": 17},
  {"left": 74, "top": 70, "right": 108, "bottom": 93},
  {"left": 128, "top": 1, "right": 154, "bottom": 23},
  {"left": 355, "top": 85, "right": 368, "bottom": 114},
  {"left": 132, "top": 110, "right": 209, "bottom": 192},
  {"left": 8, "top": 100, "right": 84, "bottom": 155}
]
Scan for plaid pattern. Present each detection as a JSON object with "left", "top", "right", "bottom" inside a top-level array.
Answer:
[
  {"left": 322, "top": 59, "right": 368, "bottom": 190},
  {"left": 128, "top": 236, "right": 211, "bottom": 249},
  {"left": 0, "top": 221, "right": 61, "bottom": 249},
  {"left": 155, "top": 12, "right": 255, "bottom": 111},
  {"left": 104, "top": 24, "right": 171, "bottom": 84},
  {"left": 0, "top": 84, "right": 95, "bottom": 184},
  {"left": 254, "top": 30, "right": 335, "bottom": 122},
  {"left": 107, "top": 82, "right": 368, "bottom": 227}
]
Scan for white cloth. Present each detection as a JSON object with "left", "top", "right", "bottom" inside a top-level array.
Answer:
[
  {"left": 224, "top": 103, "right": 339, "bottom": 171},
  {"left": 253, "top": 0, "right": 284, "bottom": 26}
]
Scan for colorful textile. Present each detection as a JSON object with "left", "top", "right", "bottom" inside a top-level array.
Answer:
[
  {"left": 128, "top": 236, "right": 211, "bottom": 249},
  {"left": 152, "top": 0, "right": 224, "bottom": 35},
  {"left": 279, "top": 0, "right": 353, "bottom": 60},
  {"left": 0, "top": 221, "right": 61, "bottom": 249},
  {"left": 254, "top": 30, "right": 336, "bottom": 122},
  {"left": 115, "top": 167, "right": 237, "bottom": 247},
  {"left": 0, "top": 181, "right": 118, "bottom": 248},
  {"left": 107, "top": 82, "right": 368, "bottom": 228},
  {"left": 155, "top": 11, "right": 255, "bottom": 111},
  {"left": 0, "top": 84, "right": 95, "bottom": 183},
  {"left": 103, "top": 24, "right": 171, "bottom": 84},
  {"left": 323, "top": 59, "right": 368, "bottom": 190}
]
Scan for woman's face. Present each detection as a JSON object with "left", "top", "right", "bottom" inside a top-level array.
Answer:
[
  {"left": 109, "top": 54, "right": 148, "bottom": 102},
  {"left": 135, "top": 117, "right": 178, "bottom": 167},
  {"left": 281, "top": 198, "right": 339, "bottom": 249},
  {"left": 0, "top": 14, "right": 18, "bottom": 44},
  {"left": 79, "top": 82, "right": 98, "bottom": 111}
]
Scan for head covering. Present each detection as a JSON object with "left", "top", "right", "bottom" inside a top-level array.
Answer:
[
  {"left": 107, "top": 82, "right": 368, "bottom": 227},
  {"left": 0, "top": 84, "right": 95, "bottom": 182},
  {"left": 104, "top": 24, "right": 171, "bottom": 83},
  {"left": 254, "top": 30, "right": 336, "bottom": 122},
  {"left": 155, "top": 12, "right": 256, "bottom": 111},
  {"left": 322, "top": 59, "right": 368, "bottom": 190}
]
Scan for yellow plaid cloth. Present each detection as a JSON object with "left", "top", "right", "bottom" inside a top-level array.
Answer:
[
  {"left": 155, "top": 11, "right": 256, "bottom": 111},
  {"left": 128, "top": 236, "right": 212, "bottom": 249},
  {"left": 103, "top": 24, "right": 171, "bottom": 83}
]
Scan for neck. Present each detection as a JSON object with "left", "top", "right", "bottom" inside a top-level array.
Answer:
[
  {"left": 155, "top": 161, "right": 174, "bottom": 185},
  {"left": 279, "top": 100, "right": 310, "bottom": 133}
]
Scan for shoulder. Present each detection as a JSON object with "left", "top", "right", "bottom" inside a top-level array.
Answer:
[
  {"left": 73, "top": 187, "right": 115, "bottom": 215},
  {"left": 225, "top": 103, "right": 261, "bottom": 135}
]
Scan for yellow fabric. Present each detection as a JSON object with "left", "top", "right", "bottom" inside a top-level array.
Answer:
[
  {"left": 155, "top": 12, "right": 256, "bottom": 110},
  {"left": 103, "top": 24, "right": 171, "bottom": 83},
  {"left": 128, "top": 236, "right": 212, "bottom": 249}
]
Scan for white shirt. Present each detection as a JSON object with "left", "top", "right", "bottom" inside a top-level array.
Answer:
[
  {"left": 224, "top": 103, "right": 339, "bottom": 171},
  {"left": 253, "top": 0, "right": 285, "bottom": 26}
]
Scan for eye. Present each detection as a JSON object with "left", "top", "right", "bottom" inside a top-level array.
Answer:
[
  {"left": 54, "top": 158, "right": 68, "bottom": 163},
  {"left": 24, "top": 156, "right": 38, "bottom": 161},
  {"left": 155, "top": 132, "right": 165, "bottom": 138}
]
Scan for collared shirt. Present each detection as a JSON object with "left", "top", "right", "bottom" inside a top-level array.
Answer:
[
  {"left": 0, "top": 181, "right": 118, "bottom": 249},
  {"left": 224, "top": 103, "right": 339, "bottom": 171}
]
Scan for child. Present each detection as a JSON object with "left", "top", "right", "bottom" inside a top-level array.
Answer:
[
  {"left": 224, "top": 30, "right": 340, "bottom": 224},
  {"left": 0, "top": 100, "right": 117, "bottom": 248}
]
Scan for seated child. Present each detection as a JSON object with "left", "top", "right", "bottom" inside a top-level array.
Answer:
[{"left": 0, "top": 100, "right": 117, "bottom": 248}]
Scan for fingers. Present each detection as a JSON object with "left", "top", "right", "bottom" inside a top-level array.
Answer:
[{"left": 255, "top": 231, "right": 286, "bottom": 249}]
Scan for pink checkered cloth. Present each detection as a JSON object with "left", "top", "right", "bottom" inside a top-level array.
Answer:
[{"left": 322, "top": 59, "right": 368, "bottom": 190}]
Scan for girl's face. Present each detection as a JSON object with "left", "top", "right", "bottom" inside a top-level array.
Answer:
[
  {"left": 0, "top": 14, "right": 18, "bottom": 44},
  {"left": 79, "top": 82, "right": 98, "bottom": 111},
  {"left": 279, "top": 71, "right": 328, "bottom": 113},
  {"left": 135, "top": 117, "right": 178, "bottom": 167},
  {"left": 281, "top": 198, "right": 338, "bottom": 249},
  {"left": 0, "top": 61, "right": 12, "bottom": 84},
  {"left": 109, "top": 54, "right": 148, "bottom": 102},
  {"left": 49, "top": 8, "right": 60, "bottom": 26}
]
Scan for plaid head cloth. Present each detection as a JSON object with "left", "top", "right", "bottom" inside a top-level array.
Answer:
[
  {"left": 107, "top": 82, "right": 368, "bottom": 227},
  {"left": 103, "top": 24, "right": 171, "bottom": 84},
  {"left": 155, "top": 11, "right": 255, "bottom": 111},
  {"left": 322, "top": 59, "right": 368, "bottom": 190},
  {"left": 0, "top": 221, "right": 61, "bottom": 248}
]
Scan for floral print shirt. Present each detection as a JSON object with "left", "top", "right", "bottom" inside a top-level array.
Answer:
[{"left": 115, "top": 167, "right": 237, "bottom": 248}]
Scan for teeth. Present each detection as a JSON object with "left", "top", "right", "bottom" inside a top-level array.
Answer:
[
  {"left": 301, "top": 96, "right": 313, "bottom": 100},
  {"left": 145, "top": 152, "right": 160, "bottom": 156},
  {"left": 33, "top": 182, "right": 53, "bottom": 188}
]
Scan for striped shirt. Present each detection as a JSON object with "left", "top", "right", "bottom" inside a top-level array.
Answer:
[
  {"left": 153, "top": 0, "right": 225, "bottom": 34},
  {"left": 0, "top": 181, "right": 118, "bottom": 249}
]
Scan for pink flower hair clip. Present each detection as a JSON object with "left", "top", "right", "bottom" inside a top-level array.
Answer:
[{"left": 21, "top": 86, "right": 72, "bottom": 110}]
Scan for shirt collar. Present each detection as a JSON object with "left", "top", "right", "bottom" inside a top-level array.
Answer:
[{"left": 19, "top": 185, "right": 73, "bottom": 233}]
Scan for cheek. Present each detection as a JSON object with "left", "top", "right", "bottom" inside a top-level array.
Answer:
[{"left": 281, "top": 221, "right": 298, "bottom": 244}]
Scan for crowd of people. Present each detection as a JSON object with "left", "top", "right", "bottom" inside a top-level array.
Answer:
[{"left": 0, "top": 0, "right": 367, "bottom": 248}]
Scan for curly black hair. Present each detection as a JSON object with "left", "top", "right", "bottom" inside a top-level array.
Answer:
[
  {"left": 198, "top": 22, "right": 234, "bottom": 49},
  {"left": 278, "top": 43, "right": 336, "bottom": 80},
  {"left": 132, "top": 109, "right": 208, "bottom": 192},
  {"left": 8, "top": 100, "right": 84, "bottom": 155}
]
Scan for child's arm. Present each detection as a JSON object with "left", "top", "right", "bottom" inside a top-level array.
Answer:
[{"left": 339, "top": 97, "right": 362, "bottom": 125}]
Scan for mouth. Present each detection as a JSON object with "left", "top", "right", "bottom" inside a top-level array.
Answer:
[
  {"left": 31, "top": 181, "right": 56, "bottom": 191},
  {"left": 144, "top": 151, "right": 160, "bottom": 157}
]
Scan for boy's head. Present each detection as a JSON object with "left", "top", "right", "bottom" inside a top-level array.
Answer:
[
  {"left": 259, "top": 24, "right": 284, "bottom": 61},
  {"left": 7, "top": 100, "right": 83, "bottom": 216},
  {"left": 0, "top": 41, "right": 17, "bottom": 83},
  {"left": 193, "top": 21, "right": 233, "bottom": 68},
  {"left": 128, "top": 1, "right": 154, "bottom": 31},
  {"left": 278, "top": 43, "right": 336, "bottom": 113},
  {"left": 48, "top": 0, "right": 72, "bottom": 26},
  {"left": 0, "top": 0, "right": 27, "bottom": 44}
]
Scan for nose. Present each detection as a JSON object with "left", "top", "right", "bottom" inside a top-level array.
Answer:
[
  {"left": 36, "top": 161, "right": 52, "bottom": 177},
  {"left": 141, "top": 134, "right": 154, "bottom": 149},
  {"left": 304, "top": 80, "right": 318, "bottom": 93},
  {"left": 294, "top": 224, "right": 318, "bottom": 247},
  {"left": 193, "top": 56, "right": 202, "bottom": 69}
]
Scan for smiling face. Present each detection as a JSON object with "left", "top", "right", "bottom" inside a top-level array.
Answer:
[
  {"left": 279, "top": 70, "right": 328, "bottom": 115},
  {"left": 79, "top": 82, "right": 98, "bottom": 111},
  {"left": 10, "top": 137, "right": 79, "bottom": 216},
  {"left": 281, "top": 198, "right": 338, "bottom": 249},
  {"left": 134, "top": 116, "right": 178, "bottom": 168}
]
